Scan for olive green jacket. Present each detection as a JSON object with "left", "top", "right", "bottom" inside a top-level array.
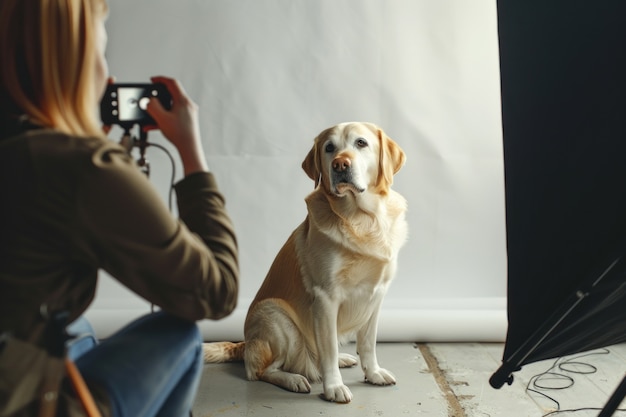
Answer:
[{"left": 0, "top": 128, "right": 239, "bottom": 416}]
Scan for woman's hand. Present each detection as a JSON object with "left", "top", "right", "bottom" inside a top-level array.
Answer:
[{"left": 144, "top": 76, "right": 209, "bottom": 176}]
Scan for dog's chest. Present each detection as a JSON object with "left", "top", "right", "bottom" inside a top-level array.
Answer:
[
  {"left": 333, "top": 257, "right": 392, "bottom": 333},
  {"left": 327, "top": 214, "right": 405, "bottom": 265},
  {"left": 332, "top": 252, "right": 392, "bottom": 287}
]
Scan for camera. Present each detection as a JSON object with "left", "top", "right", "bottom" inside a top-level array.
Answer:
[{"left": 100, "top": 83, "right": 172, "bottom": 128}]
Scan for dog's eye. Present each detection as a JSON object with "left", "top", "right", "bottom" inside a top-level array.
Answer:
[
  {"left": 325, "top": 143, "right": 335, "bottom": 153},
  {"left": 355, "top": 138, "right": 368, "bottom": 148}
]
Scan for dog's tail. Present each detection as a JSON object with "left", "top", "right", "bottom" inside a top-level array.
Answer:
[{"left": 202, "top": 341, "right": 245, "bottom": 363}]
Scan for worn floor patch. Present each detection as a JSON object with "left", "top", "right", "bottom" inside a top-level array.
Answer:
[{"left": 416, "top": 343, "right": 467, "bottom": 417}]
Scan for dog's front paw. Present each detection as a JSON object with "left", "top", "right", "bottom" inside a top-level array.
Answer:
[
  {"left": 365, "top": 368, "right": 396, "bottom": 386},
  {"left": 321, "top": 383, "right": 353, "bottom": 403}
]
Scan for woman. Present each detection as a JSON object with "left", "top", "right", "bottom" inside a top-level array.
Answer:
[{"left": 0, "top": 1, "right": 239, "bottom": 416}]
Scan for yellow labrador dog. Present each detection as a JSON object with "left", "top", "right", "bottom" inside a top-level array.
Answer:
[{"left": 203, "top": 122, "right": 407, "bottom": 403}]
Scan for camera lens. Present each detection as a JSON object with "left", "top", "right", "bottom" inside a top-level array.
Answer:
[{"left": 139, "top": 97, "right": 151, "bottom": 110}]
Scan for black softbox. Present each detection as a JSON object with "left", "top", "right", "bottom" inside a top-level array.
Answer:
[{"left": 490, "top": 1, "right": 626, "bottom": 415}]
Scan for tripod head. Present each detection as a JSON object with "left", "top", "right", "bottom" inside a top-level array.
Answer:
[{"left": 120, "top": 124, "right": 150, "bottom": 177}]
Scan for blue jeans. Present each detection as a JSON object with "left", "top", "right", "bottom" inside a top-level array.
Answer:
[{"left": 66, "top": 312, "right": 203, "bottom": 417}]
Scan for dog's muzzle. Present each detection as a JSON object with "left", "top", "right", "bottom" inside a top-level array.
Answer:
[{"left": 331, "top": 156, "right": 364, "bottom": 195}]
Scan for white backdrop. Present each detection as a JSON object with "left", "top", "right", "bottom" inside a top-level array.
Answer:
[{"left": 86, "top": 0, "right": 507, "bottom": 342}]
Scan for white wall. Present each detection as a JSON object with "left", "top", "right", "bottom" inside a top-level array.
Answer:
[{"left": 86, "top": 0, "right": 507, "bottom": 342}]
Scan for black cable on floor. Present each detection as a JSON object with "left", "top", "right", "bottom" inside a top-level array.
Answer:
[{"left": 523, "top": 348, "right": 626, "bottom": 417}]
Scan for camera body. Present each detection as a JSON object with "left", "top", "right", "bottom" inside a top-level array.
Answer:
[{"left": 100, "top": 83, "right": 172, "bottom": 128}]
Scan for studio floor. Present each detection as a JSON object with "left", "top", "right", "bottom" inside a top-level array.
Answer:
[{"left": 193, "top": 342, "right": 626, "bottom": 417}]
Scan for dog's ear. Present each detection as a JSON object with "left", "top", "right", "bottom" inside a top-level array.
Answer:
[
  {"left": 376, "top": 128, "right": 406, "bottom": 194},
  {"left": 302, "top": 127, "right": 336, "bottom": 188},
  {"left": 302, "top": 140, "right": 321, "bottom": 188}
]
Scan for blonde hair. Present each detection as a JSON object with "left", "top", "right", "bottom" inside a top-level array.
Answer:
[{"left": 0, "top": 0, "right": 108, "bottom": 137}]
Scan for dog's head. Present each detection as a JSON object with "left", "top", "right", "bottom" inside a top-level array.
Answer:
[{"left": 302, "top": 122, "right": 405, "bottom": 197}]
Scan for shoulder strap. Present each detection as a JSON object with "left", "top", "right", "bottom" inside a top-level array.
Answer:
[{"left": 63, "top": 359, "right": 103, "bottom": 417}]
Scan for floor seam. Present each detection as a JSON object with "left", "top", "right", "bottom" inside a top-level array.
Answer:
[{"left": 417, "top": 343, "right": 468, "bottom": 417}]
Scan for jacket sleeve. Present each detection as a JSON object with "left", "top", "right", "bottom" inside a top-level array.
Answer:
[{"left": 75, "top": 143, "right": 239, "bottom": 321}]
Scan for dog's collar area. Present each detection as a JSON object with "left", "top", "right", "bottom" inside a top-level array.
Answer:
[{"left": 333, "top": 182, "right": 365, "bottom": 196}]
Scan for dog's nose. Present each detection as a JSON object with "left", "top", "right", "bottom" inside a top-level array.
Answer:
[{"left": 332, "top": 156, "right": 351, "bottom": 172}]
